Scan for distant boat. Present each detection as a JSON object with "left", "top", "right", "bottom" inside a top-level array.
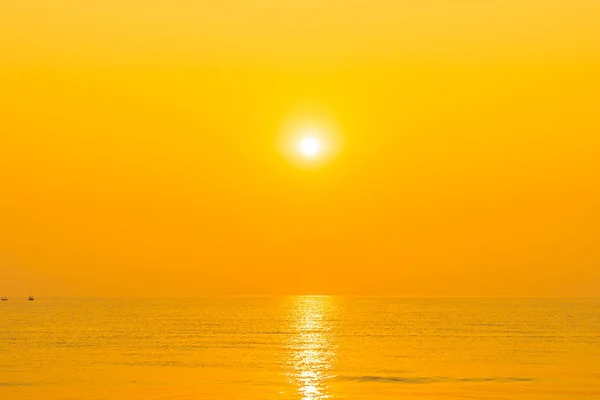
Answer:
[
  {"left": 1, "top": 297, "right": 7, "bottom": 301},
  {"left": 28, "top": 295, "right": 34, "bottom": 301}
]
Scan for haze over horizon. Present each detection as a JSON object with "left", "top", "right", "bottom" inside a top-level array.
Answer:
[{"left": 2, "top": 1, "right": 599, "bottom": 297}]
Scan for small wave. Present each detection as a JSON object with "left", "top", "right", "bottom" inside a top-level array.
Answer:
[
  {"left": 457, "top": 377, "right": 535, "bottom": 383},
  {"left": 0, "top": 382, "right": 38, "bottom": 387},
  {"left": 337, "top": 375, "right": 535, "bottom": 384},
  {"left": 337, "top": 376, "right": 440, "bottom": 384}
]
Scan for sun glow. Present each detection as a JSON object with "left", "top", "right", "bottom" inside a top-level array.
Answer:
[
  {"left": 277, "top": 110, "right": 342, "bottom": 168},
  {"left": 298, "top": 136, "right": 322, "bottom": 158}
]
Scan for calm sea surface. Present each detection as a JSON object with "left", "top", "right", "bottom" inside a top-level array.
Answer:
[{"left": 1, "top": 297, "right": 599, "bottom": 399}]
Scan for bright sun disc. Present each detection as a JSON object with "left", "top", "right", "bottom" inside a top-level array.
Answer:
[
  {"left": 299, "top": 136, "right": 321, "bottom": 157},
  {"left": 276, "top": 109, "right": 342, "bottom": 168}
]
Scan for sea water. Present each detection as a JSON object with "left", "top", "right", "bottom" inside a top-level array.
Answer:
[{"left": 1, "top": 297, "right": 599, "bottom": 399}]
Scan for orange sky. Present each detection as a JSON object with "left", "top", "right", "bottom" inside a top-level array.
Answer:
[{"left": 1, "top": 1, "right": 599, "bottom": 296}]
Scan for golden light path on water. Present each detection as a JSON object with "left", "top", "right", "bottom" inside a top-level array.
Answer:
[{"left": 287, "top": 296, "right": 337, "bottom": 400}]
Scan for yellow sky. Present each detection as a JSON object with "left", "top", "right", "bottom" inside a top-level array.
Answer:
[{"left": 1, "top": 1, "right": 599, "bottom": 296}]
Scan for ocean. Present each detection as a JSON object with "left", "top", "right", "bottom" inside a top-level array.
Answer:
[{"left": 1, "top": 297, "right": 599, "bottom": 399}]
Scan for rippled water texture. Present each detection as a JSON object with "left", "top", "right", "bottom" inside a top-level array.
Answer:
[{"left": 1, "top": 297, "right": 599, "bottom": 399}]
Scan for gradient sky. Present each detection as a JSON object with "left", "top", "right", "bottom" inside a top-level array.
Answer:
[{"left": 1, "top": 1, "right": 599, "bottom": 296}]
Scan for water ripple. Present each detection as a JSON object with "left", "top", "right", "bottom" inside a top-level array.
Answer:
[{"left": 337, "top": 375, "right": 536, "bottom": 384}]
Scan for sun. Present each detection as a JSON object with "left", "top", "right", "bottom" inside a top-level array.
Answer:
[
  {"left": 298, "top": 136, "right": 321, "bottom": 158},
  {"left": 276, "top": 108, "right": 342, "bottom": 168}
]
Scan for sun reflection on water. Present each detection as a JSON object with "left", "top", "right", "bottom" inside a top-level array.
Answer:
[{"left": 287, "top": 296, "right": 337, "bottom": 400}]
